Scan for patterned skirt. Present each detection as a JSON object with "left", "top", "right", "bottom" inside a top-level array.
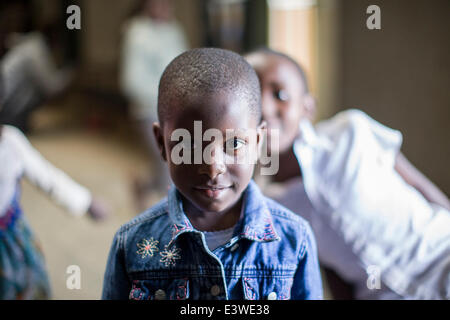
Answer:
[{"left": 0, "top": 188, "right": 51, "bottom": 299}]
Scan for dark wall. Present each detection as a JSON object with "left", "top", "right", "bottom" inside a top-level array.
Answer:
[{"left": 340, "top": 0, "right": 450, "bottom": 194}]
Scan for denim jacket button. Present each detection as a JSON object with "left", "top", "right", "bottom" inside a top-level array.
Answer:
[
  {"left": 210, "top": 285, "right": 221, "bottom": 297},
  {"left": 267, "top": 292, "right": 277, "bottom": 300},
  {"left": 230, "top": 243, "right": 239, "bottom": 252},
  {"left": 155, "top": 289, "right": 166, "bottom": 300}
]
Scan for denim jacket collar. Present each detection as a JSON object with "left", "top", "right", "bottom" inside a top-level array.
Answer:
[{"left": 167, "top": 180, "right": 280, "bottom": 245}]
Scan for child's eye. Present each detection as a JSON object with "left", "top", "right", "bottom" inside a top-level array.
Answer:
[
  {"left": 225, "top": 138, "right": 246, "bottom": 151},
  {"left": 275, "top": 89, "right": 289, "bottom": 102}
]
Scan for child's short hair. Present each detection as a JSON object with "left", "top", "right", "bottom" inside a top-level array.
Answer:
[{"left": 157, "top": 48, "right": 262, "bottom": 124}]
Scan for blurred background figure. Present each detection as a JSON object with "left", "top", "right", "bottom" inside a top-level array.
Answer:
[
  {"left": 120, "top": 0, "right": 188, "bottom": 210},
  {"left": 0, "top": 0, "right": 74, "bottom": 132},
  {"left": 0, "top": 32, "right": 73, "bottom": 132}
]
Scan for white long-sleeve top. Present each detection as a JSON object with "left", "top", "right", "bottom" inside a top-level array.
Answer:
[
  {"left": 120, "top": 16, "right": 188, "bottom": 120},
  {"left": 271, "top": 109, "right": 450, "bottom": 300},
  {"left": 0, "top": 125, "right": 91, "bottom": 217}
]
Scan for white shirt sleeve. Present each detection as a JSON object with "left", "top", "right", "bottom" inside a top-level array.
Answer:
[
  {"left": 6, "top": 126, "right": 92, "bottom": 216},
  {"left": 316, "top": 109, "right": 403, "bottom": 169},
  {"left": 296, "top": 109, "right": 403, "bottom": 211},
  {"left": 294, "top": 111, "right": 450, "bottom": 299}
]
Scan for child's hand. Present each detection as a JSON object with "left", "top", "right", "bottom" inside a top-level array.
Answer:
[{"left": 87, "top": 198, "right": 110, "bottom": 222}]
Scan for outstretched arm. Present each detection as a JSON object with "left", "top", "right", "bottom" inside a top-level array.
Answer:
[
  {"left": 8, "top": 125, "right": 109, "bottom": 220},
  {"left": 395, "top": 152, "right": 450, "bottom": 210},
  {"left": 9, "top": 126, "right": 92, "bottom": 216}
]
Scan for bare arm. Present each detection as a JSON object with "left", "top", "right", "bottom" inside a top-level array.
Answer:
[{"left": 394, "top": 152, "right": 450, "bottom": 210}]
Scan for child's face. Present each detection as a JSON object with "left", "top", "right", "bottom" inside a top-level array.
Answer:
[
  {"left": 154, "top": 90, "right": 264, "bottom": 215},
  {"left": 143, "top": 0, "right": 173, "bottom": 22},
  {"left": 246, "top": 53, "right": 311, "bottom": 153}
]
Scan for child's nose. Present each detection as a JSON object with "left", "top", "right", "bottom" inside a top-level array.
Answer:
[{"left": 198, "top": 146, "right": 226, "bottom": 179}]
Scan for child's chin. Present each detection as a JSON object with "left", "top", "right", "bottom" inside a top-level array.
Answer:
[
  {"left": 191, "top": 195, "right": 234, "bottom": 214},
  {"left": 195, "top": 199, "right": 229, "bottom": 213}
]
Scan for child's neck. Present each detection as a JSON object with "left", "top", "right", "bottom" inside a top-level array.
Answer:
[
  {"left": 183, "top": 197, "right": 243, "bottom": 232},
  {"left": 271, "top": 145, "right": 302, "bottom": 183}
]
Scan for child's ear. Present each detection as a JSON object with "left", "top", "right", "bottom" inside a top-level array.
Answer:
[
  {"left": 152, "top": 122, "right": 167, "bottom": 162},
  {"left": 303, "top": 93, "right": 317, "bottom": 122}
]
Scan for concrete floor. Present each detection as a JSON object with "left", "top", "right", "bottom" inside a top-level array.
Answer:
[{"left": 19, "top": 92, "right": 332, "bottom": 299}]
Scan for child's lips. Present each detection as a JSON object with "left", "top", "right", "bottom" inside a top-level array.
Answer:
[{"left": 193, "top": 185, "right": 231, "bottom": 199}]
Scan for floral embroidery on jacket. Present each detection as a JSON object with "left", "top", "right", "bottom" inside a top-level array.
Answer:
[
  {"left": 136, "top": 238, "right": 159, "bottom": 259},
  {"left": 160, "top": 244, "right": 181, "bottom": 267}
]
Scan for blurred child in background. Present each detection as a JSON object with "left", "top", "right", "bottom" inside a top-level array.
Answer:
[
  {"left": 0, "top": 32, "right": 73, "bottom": 132},
  {"left": 0, "top": 78, "right": 109, "bottom": 299},
  {"left": 121, "top": 0, "right": 189, "bottom": 209},
  {"left": 246, "top": 48, "right": 450, "bottom": 300}
]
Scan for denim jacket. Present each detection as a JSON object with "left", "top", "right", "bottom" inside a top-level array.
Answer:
[{"left": 102, "top": 180, "right": 323, "bottom": 300}]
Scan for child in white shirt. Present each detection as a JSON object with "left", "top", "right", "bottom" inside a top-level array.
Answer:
[
  {"left": 0, "top": 82, "right": 108, "bottom": 299},
  {"left": 246, "top": 48, "right": 450, "bottom": 300}
]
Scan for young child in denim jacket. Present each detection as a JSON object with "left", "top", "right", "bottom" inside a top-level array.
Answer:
[
  {"left": 246, "top": 48, "right": 450, "bottom": 300},
  {"left": 102, "top": 48, "right": 323, "bottom": 300}
]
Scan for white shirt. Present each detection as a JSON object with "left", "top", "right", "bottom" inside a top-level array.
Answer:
[
  {"left": 0, "top": 125, "right": 91, "bottom": 217},
  {"left": 120, "top": 16, "right": 188, "bottom": 120},
  {"left": 272, "top": 109, "right": 450, "bottom": 299}
]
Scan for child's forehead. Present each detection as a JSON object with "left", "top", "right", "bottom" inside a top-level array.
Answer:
[
  {"left": 259, "top": 54, "right": 298, "bottom": 76},
  {"left": 250, "top": 53, "right": 304, "bottom": 88},
  {"left": 248, "top": 52, "right": 286, "bottom": 67},
  {"left": 164, "top": 92, "right": 258, "bottom": 131}
]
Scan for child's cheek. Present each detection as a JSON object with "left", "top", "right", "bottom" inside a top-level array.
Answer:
[
  {"left": 228, "top": 161, "right": 256, "bottom": 183},
  {"left": 227, "top": 149, "right": 252, "bottom": 166}
]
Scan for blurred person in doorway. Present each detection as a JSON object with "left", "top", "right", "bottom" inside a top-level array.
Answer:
[{"left": 120, "top": 0, "right": 189, "bottom": 210}]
